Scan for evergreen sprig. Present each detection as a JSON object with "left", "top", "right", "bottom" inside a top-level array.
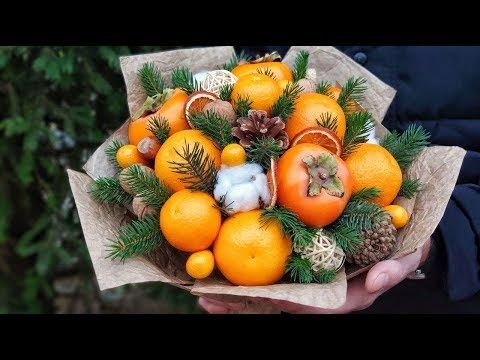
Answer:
[
  {"left": 171, "top": 66, "right": 200, "bottom": 94},
  {"left": 168, "top": 141, "right": 218, "bottom": 193},
  {"left": 256, "top": 67, "right": 277, "bottom": 79},
  {"left": 89, "top": 177, "right": 133, "bottom": 205},
  {"left": 146, "top": 116, "right": 170, "bottom": 144},
  {"left": 380, "top": 124, "right": 430, "bottom": 170},
  {"left": 292, "top": 50, "right": 309, "bottom": 82},
  {"left": 138, "top": 62, "right": 164, "bottom": 97},
  {"left": 221, "top": 50, "right": 252, "bottom": 72},
  {"left": 261, "top": 206, "right": 317, "bottom": 248},
  {"left": 122, "top": 164, "right": 172, "bottom": 211},
  {"left": 316, "top": 113, "right": 338, "bottom": 132},
  {"left": 246, "top": 137, "right": 284, "bottom": 169},
  {"left": 271, "top": 82, "right": 302, "bottom": 121},
  {"left": 188, "top": 110, "right": 234, "bottom": 149},
  {"left": 233, "top": 95, "right": 252, "bottom": 117},
  {"left": 341, "top": 111, "right": 375, "bottom": 159},
  {"left": 325, "top": 224, "right": 362, "bottom": 254},
  {"left": 105, "top": 139, "right": 123, "bottom": 171},
  {"left": 399, "top": 178, "right": 422, "bottom": 199},
  {"left": 337, "top": 77, "right": 367, "bottom": 112},
  {"left": 106, "top": 215, "right": 163, "bottom": 262},
  {"left": 350, "top": 187, "right": 381, "bottom": 202},
  {"left": 219, "top": 84, "right": 233, "bottom": 101},
  {"left": 286, "top": 255, "right": 314, "bottom": 283},
  {"left": 314, "top": 268, "right": 337, "bottom": 284},
  {"left": 337, "top": 199, "right": 385, "bottom": 231},
  {"left": 316, "top": 81, "right": 333, "bottom": 97}
]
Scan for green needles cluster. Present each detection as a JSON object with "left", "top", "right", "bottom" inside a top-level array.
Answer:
[
  {"left": 188, "top": 111, "right": 234, "bottom": 149},
  {"left": 271, "top": 82, "right": 302, "bottom": 120},
  {"left": 246, "top": 137, "right": 283, "bottom": 170},
  {"left": 90, "top": 177, "right": 133, "bottom": 205},
  {"left": 171, "top": 66, "right": 200, "bottom": 94},
  {"left": 138, "top": 62, "right": 165, "bottom": 97}
]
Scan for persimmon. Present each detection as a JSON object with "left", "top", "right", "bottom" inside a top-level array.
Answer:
[{"left": 276, "top": 143, "right": 352, "bottom": 227}]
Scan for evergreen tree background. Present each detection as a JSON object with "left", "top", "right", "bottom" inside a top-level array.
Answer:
[{"left": 0, "top": 46, "right": 200, "bottom": 313}]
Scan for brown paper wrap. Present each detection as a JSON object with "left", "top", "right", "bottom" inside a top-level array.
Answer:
[{"left": 68, "top": 46, "right": 466, "bottom": 311}]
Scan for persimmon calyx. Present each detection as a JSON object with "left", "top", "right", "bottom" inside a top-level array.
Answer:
[
  {"left": 132, "top": 88, "right": 174, "bottom": 120},
  {"left": 302, "top": 154, "right": 344, "bottom": 197}
]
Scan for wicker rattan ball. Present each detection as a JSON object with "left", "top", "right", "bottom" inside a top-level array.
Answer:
[{"left": 201, "top": 70, "right": 238, "bottom": 96}]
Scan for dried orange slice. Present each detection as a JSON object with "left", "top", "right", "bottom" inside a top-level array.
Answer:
[
  {"left": 266, "top": 158, "right": 278, "bottom": 209},
  {"left": 184, "top": 91, "right": 218, "bottom": 125},
  {"left": 291, "top": 126, "right": 343, "bottom": 156}
]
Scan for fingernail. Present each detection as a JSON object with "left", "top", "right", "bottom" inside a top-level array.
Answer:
[{"left": 372, "top": 273, "right": 389, "bottom": 292}]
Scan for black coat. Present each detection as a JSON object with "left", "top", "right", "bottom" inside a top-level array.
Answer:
[{"left": 238, "top": 46, "right": 480, "bottom": 313}]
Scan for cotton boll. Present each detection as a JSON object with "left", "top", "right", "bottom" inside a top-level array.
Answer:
[
  {"left": 224, "top": 183, "right": 260, "bottom": 214},
  {"left": 252, "top": 173, "right": 271, "bottom": 206}
]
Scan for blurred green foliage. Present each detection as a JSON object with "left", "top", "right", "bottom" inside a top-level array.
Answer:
[{"left": 0, "top": 46, "right": 198, "bottom": 313}]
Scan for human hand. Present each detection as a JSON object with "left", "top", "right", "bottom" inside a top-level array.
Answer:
[{"left": 198, "top": 239, "right": 431, "bottom": 314}]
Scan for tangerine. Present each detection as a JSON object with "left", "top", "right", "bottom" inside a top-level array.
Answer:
[
  {"left": 232, "top": 62, "right": 293, "bottom": 81},
  {"left": 231, "top": 73, "right": 281, "bottom": 115},
  {"left": 186, "top": 250, "right": 215, "bottom": 279},
  {"left": 116, "top": 144, "right": 149, "bottom": 168}
]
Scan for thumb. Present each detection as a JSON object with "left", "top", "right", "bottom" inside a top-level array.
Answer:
[{"left": 365, "top": 248, "right": 422, "bottom": 294}]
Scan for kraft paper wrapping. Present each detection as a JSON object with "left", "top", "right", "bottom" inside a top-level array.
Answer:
[{"left": 67, "top": 46, "right": 466, "bottom": 311}]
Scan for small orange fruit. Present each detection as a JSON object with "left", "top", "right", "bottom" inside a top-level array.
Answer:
[
  {"left": 160, "top": 190, "right": 221, "bottom": 252},
  {"left": 286, "top": 93, "right": 347, "bottom": 141},
  {"left": 231, "top": 73, "right": 282, "bottom": 115},
  {"left": 232, "top": 62, "right": 293, "bottom": 81},
  {"left": 116, "top": 144, "right": 149, "bottom": 168},
  {"left": 184, "top": 91, "right": 218, "bottom": 121},
  {"left": 278, "top": 79, "right": 292, "bottom": 93},
  {"left": 128, "top": 90, "right": 190, "bottom": 146},
  {"left": 155, "top": 130, "right": 221, "bottom": 192},
  {"left": 290, "top": 126, "right": 343, "bottom": 156},
  {"left": 213, "top": 210, "right": 292, "bottom": 286},
  {"left": 221, "top": 143, "right": 246, "bottom": 167},
  {"left": 345, "top": 143, "right": 402, "bottom": 207},
  {"left": 186, "top": 250, "right": 215, "bottom": 279},
  {"left": 384, "top": 205, "right": 409, "bottom": 229}
]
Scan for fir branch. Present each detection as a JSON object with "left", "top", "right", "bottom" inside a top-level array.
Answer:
[
  {"left": 341, "top": 111, "right": 374, "bottom": 159},
  {"left": 89, "top": 177, "right": 133, "bottom": 205},
  {"left": 380, "top": 124, "right": 430, "bottom": 170},
  {"left": 261, "top": 206, "right": 317, "bottom": 248},
  {"left": 316, "top": 81, "right": 333, "bottom": 97},
  {"left": 171, "top": 66, "right": 200, "bottom": 94},
  {"left": 316, "top": 112, "right": 338, "bottom": 132},
  {"left": 337, "top": 199, "right": 385, "bottom": 231},
  {"left": 399, "top": 178, "right": 422, "bottom": 199},
  {"left": 233, "top": 95, "right": 253, "bottom": 117},
  {"left": 168, "top": 141, "right": 218, "bottom": 193},
  {"left": 350, "top": 187, "right": 381, "bottom": 202},
  {"left": 188, "top": 110, "right": 234, "bottom": 149},
  {"left": 325, "top": 224, "right": 363, "bottom": 254},
  {"left": 146, "top": 116, "right": 170, "bottom": 144},
  {"left": 271, "top": 82, "right": 302, "bottom": 121},
  {"left": 337, "top": 77, "right": 367, "bottom": 112},
  {"left": 313, "top": 268, "right": 337, "bottom": 284},
  {"left": 138, "top": 62, "right": 164, "bottom": 97},
  {"left": 106, "top": 215, "right": 163, "bottom": 262},
  {"left": 292, "top": 50, "right": 309, "bottom": 82},
  {"left": 256, "top": 67, "right": 277, "bottom": 80},
  {"left": 219, "top": 83, "right": 233, "bottom": 101},
  {"left": 286, "top": 255, "right": 314, "bottom": 284},
  {"left": 122, "top": 164, "right": 172, "bottom": 211},
  {"left": 105, "top": 139, "right": 123, "bottom": 171},
  {"left": 246, "top": 137, "right": 284, "bottom": 169},
  {"left": 221, "top": 50, "right": 252, "bottom": 72}
]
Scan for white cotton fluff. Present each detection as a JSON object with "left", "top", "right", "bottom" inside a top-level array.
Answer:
[
  {"left": 366, "top": 126, "right": 380, "bottom": 145},
  {"left": 193, "top": 71, "right": 208, "bottom": 83},
  {"left": 213, "top": 163, "right": 272, "bottom": 215}
]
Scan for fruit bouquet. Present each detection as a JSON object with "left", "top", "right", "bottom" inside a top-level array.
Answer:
[{"left": 68, "top": 46, "right": 465, "bottom": 311}]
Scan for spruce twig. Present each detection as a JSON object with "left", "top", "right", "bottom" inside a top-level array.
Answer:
[
  {"left": 292, "top": 50, "right": 309, "bottom": 82},
  {"left": 316, "top": 113, "right": 338, "bottom": 132},
  {"left": 146, "top": 116, "right": 170, "bottom": 144},
  {"left": 221, "top": 50, "right": 252, "bottom": 72},
  {"left": 337, "top": 77, "right": 367, "bottom": 113},
  {"left": 138, "top": 62, "right": 164, "bottom": 97},
  {"left": 105, "top": 139, "right": 124, "bottom": 171},
  {"left": 341, "top": 111, "right": 374, "bottom": 159},
  {"left": 316, "top": 81, "right": 334, "bottom": 97},
  {"left": 286, "top": 255, "right": 314, "bottom": 284},
  {"left": 188, "top": 110, "right": 234, "bottom": 149},
  {"left": 122, "top": 164, "right": 172, "bottom": 211},
  {"left": 380, "top": 124, "right": 430, "bottom": 170},
  {"left": 350, "top": 187, "right": 381, "bottom": 202},
  {"left": 399, "top": 178, "right": 422, "bottom": 199},
  {"left": 324, "top": 224, "right": 362, "bottom": 254},
  {"left": 171, "top": 67, "right": 200, "bottom": 94},
  {"left": 271, "top": 82, "right": 302, "bottom": 121},
  {"left": 168, "top": 141, "right": 218, "bottom": 193},
  {"left": 106, "top": 215, "right": 163, "bottom": 262},
  {"left": 313, "top": 268, "right": 337, "bottom": 284},
  {"left": 337, "top": 199, "right": 385, "bottom": 231},
  {"left": 233, "top": 95, "right": 253, "bottom": 117},
  {"left": 256, "top": 67, "right": 277, "bottom": 80},
  {"left": 219, "top": 84, "right": 233, "bottom": 101},
  {"left": 246, "top": 137, "right": 283, "bottom": 169},
  {"left": 90, "top": 177, "right": 133, "bottom": 205}
]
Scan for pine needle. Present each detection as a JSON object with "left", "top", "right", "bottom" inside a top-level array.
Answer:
[
  {"left": 246, "top": 137, "right": 284, "bottom": 169},
  {"left": 337, "top": 77, "right": 367, "bottom": 113},
  {"left": 146, "top": 116, "right": 170, "bottom": 144},
  {"left": 316, "top": 113, "right": 338, "bottom": 132},
  {"left": 168, "top": 141, "right": 218, "bottom": 193},
  {"left": 341, "top": 111, "right": 374, "bottom": 159},
  {"left": 188, "top": 110, "right": 234, "bottom": 149},
  {"left": 380, "top": 124, "right": 430, "bottom": 170},
  {"left": 256, "top": 67, "right": 277, "bottom": 80},
  {"left": 286, "top": 255, "right": 314, "bottom": 283},
  {"left": 106, "top": 215, "right": 163, "bottom": 262},
  {"left": 350, "top": 187, "right": 381, "bottom": 202},
  {"left": 138, "top": 62, "right": 165, "bottom": 97},
  {"left": 313, "top": 268, "right": 337, "bottom": 284},
  {"left": 122, "top": 164, "right": 172, "bottom": 211},
  {"left": 105, "top": 139, "right": 123, "bottom": 171},
  {"left": 337, "top": 199, "right": 385, "bottom": 231},
  {"left": 271, "top": 82, "right": 302, "bottom": 121},
  {"left": 233, "top": 95, "right": 253, "bottom": 117},
  {"left": 316, "top": 81, "right": 334, "bottom": 97},
  {"left": 325, "top": 224, "right": 363, "bottom": 254},
  {"left": 219, "top": 84, "right": 233, "bottom": 101},
  {"left": 221, "top": 50, "right": 252, "bottom": 72},
  {"left": 89, "top": 177, "right": 133, "bottom": 205},
  {"left": 292, "top": 50, "right": 309, "bottom": 82},
  {"left": 171, "top": 66, "right": 200, "bottom": 94},
  {"left": 261, "top": 206, "right": 317, "bottom": 248},
  {"left": 399, "top": 178, "right": 422, "bottom": 199}
]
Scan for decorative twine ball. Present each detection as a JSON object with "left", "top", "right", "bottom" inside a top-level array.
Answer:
[
  {"left": 201, "top": 70, "right": 238, "bottom": 96},
  {"left": 294, "top": 229, "right": 345, "bottom": 272}
]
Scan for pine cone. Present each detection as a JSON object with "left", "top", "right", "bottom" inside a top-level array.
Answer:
[
  {"left": 346, "top": 215, "right": 398, "bottom": 267},
  {"left": 232, "top": 110, "right": 289, "bottom": 149}
]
